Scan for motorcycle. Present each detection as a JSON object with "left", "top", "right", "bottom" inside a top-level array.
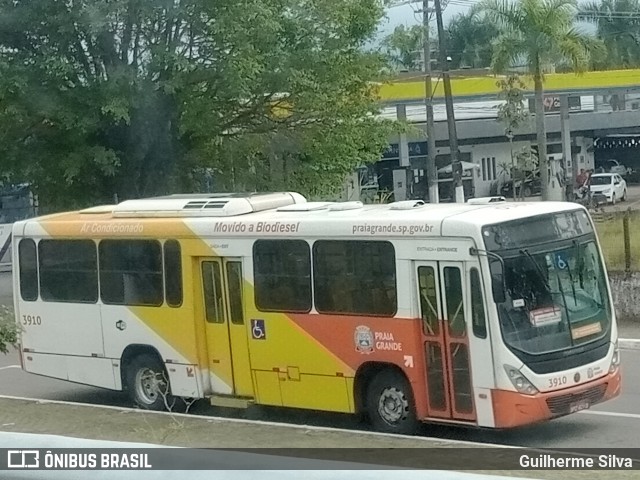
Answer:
[{"left": 573, "top": 186, "right": 607, "bottom": 210}]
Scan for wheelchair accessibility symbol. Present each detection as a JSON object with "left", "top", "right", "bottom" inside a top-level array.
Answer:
[
  {"left": 555, "top": 253, "right": 568, "bottom": 270},
  {"left": 251, "top": 319, "right": 266, "bottom": 340}
]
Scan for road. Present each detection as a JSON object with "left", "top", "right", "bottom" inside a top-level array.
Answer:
[
  {"left": 1, "top": 336, "right": 639, "bottom": 449},
  {"left": 0, "top": 270, "right": 12, "bottom": 308},
  {"left": 1, "top": 274, "right": 640, "bottom": 449}
]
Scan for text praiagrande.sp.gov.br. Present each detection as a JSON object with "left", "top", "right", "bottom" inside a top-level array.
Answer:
[{"left": 352, "top": 223, "right": 435, "bottom": 235}]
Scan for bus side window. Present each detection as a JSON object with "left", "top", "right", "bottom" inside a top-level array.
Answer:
[
  {"left": 313, "top": 240, "right": 397, "bottom": 317},
  {"left": 253, "top": 240, "right": 312, "bottom": 313},
  {"left": 202, "top": 261, "right": 224, "bottom": 323},
  {"left": 19, "top": 238, "right": 38, "bottom": 301},
  {"left": 470, "top": 268, "right": 487, "bottom": 339},
  {"left": 39, "top": 239, "right": 98, "bottom": 303},
  {"left": 164, "top": 240, "right": 183, "bottom": 308},
  {"left": 418, "top": 266, "right": 438, "bottom": 336},
  {"left": 444, "top": 267, "right": 466, "bottom": 337},
  {"left": 226, "top": 261, "right": 244, "bottom": 325},
  {"left": 99, "top": 240, "right": 163, "bottom": 307}
]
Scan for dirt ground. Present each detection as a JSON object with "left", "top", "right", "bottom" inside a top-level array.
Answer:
[{"left": 1, "top": 398, "right": 639, "bottom": 479}]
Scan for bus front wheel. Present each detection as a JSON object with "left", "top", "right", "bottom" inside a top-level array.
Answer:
[
  {"left": 366, "top": 369, "right": 418, "bottom": 435},
  {"left": 125, "top": 354, "right": 173, "bottom": 411}
]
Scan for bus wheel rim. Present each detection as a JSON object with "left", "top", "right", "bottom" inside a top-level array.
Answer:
[
  {"left": 135, "top": 368, "right": 163, "bottom": 405},
  {"left": 377, "top": 387, "right": 407, "bottom": 425}
]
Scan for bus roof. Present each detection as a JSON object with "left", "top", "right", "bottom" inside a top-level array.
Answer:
[{"left": 16, "top": 193, "right": 587, "bottom": 239}]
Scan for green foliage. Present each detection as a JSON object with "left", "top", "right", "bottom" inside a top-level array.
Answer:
[
  {"left": 0, "top": 0, "right": 394, "bottom": 208},
  {"left": 496, "top": 74, "right": 531, "bottom": 199},
  {"left": 481, "top": 0, "right": 604, "bottom": 77},
  {"left": 513, "top": 145, "right": 538, "bottom": 170},
  {"left": 362, "top": 188, "right": 394, "bottom": 204},
  {"left": 513, "top": 146, "right": 539, "bottom": 199},
  {"left": 0, "top": 306, "right": 19, "bottom": 355},
  {"left": 381, "top": 24, "right": 425, "bottom": 71},
  {"left": 578, "top": 0, "right": 640, "bottom": 69},
  {"left": 480, "top": 0, "right": 603, "bottom": 200},
  {"left": 446, "top": 10, "right": 499, "bottom": 69},
  {"left": 496, "top": 74, "right": 530, "bottom": 132},
  {"left": 192, "top": 116, "right": 396, "bottom": 200}
]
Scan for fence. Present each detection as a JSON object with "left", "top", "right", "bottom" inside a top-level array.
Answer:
[
  {"left": 592, "top": 208, "right": 640, "bottom": 320},
  {"left": 592, "top": 208, "right": 638, "bottom": 273}
]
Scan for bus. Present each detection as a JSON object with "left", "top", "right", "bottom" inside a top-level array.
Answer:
[{"left": 12, "top": 192, "right": 620, "bottom": 433}]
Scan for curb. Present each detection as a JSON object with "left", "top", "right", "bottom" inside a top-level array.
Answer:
[
  {"left": 0, "top": 395, "right": 516, "bottom": 449},
  {"left": 619, "top": 338, "right": 640, "bottom": 350}
]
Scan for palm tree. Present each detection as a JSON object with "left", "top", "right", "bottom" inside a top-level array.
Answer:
[
  {"left": 382, "top": 25, "right": 425, "bottom": 71},
  {"left": 480, "top": 0, "right": 603, "bottom": 200},
  {"left": 578, "top": 0, "right": 640, "bottom": 69},
  {"left": 447, "top": 10, "right": 499, "bottom": 69}
]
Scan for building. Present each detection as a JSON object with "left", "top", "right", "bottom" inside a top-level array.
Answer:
[
  {"left": 0, "top": 183, "right": 37, "bottom": 223},
  {"left": 348, "top": 69, "right": 640, "bottom": 202}
]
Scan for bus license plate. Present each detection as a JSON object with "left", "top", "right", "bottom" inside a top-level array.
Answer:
[{"left": 569, "top": 400, "right": 590, "bottom": 413}]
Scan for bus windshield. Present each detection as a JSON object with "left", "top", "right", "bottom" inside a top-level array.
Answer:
[{"left": 498, "top": 240, "right": 611, "bottom": 355}]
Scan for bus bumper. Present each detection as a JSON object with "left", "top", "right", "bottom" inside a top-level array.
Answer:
[{"left": 491, "top": 369, "right": 621, "bottom": 429}]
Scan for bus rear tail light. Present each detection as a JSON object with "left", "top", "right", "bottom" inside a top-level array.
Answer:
[
  {"left": 610, "top": 342, "right": 620, "bottom": 373},
  {"left": 504, "top": 365, "right": 538, "bottom": 395}
]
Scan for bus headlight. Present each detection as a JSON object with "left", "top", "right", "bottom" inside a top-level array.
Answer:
[
  {"left": 504, "top": 365, "right": 539, "bottom": 395},
  {"left": 610, "top": 342, "right": 620, "bottom": 373}
]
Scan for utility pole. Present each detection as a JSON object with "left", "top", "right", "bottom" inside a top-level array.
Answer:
[
  {"left": 422, "top": 0, "right": 438, "bottom": 204},
  {"left": 433, "top": 0, "right": 463, "bottom": 202},
  {"left": 506, "top": 129, "right": 516, "bottom": 201}
]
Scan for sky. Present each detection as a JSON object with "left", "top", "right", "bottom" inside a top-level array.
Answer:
[
  {"left": 378, "top": 1, "right": 472, "bottom": 39},
  {"left": 377, "top": 0, "right": 595, "bottom": 41}
]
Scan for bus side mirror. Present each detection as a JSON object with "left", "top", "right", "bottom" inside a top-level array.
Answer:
[{"left": 489, "top": 258, "right": 506, "bottom": 304}]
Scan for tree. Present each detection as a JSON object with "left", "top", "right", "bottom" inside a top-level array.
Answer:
[
  {"left": 481, "top": 0, "right": 603, "bottom": 201},
  {"left": 515, "top": 146, "right": 539, "bottom": 198},
  {"left": 0, "top": 306, "right": 18, "bottom": 355},
  {"left": 446, "top": 10, "right": 499, "bottom": 69},
  {"left": 381, "top": 24, "right": 425, "bottom": 71},
  {"left": 496, "top": 74, "right": 530, "bottom": 200},
  {"left": 578, "top": 0, "right": 640, "bottom": 69},
  {"left": 0, "top": 0, "right": 395, "bottom": 209}
]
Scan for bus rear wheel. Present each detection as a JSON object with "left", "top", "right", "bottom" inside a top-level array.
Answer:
[
  {"left": 125, "top": 354, "right": 172, "bottom": 411},
  {"left": 366, "top": 369, "right": 418, "bottom": 435}
]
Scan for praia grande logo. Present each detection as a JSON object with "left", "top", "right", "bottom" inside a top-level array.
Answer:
[{"left": 354, "top": 325, "right": 374, "bottom": 354}]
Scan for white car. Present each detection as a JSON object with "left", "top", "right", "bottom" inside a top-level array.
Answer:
[{"left": 589, "top": 173, "right": 627, "bottom": 204}]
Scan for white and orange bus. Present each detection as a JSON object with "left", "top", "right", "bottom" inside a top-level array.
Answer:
[{"left": 12, "top": 192, "right": 620, "bottom": 433}]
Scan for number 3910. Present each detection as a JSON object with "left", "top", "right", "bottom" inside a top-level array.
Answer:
[
  {"left": 548, "top": 375, "right": 567, "bottom": 388},
  {"left": 22, "top": 315, "right": 42, "bottom": 326}
]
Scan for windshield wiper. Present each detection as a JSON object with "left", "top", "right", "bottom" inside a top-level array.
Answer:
[
  {"left": 519, "top": 249, "right": 551, "bottom": 293},
  {"left": 564, "top": 247, "right": 578, "bottom": 307},
  {"left": 555, "top": 269, "right": 575, "bottom": 346}
]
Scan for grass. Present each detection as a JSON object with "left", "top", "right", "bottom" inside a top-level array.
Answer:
[{"left": 594, "top": 210, "right": 640, "bottom": 272}]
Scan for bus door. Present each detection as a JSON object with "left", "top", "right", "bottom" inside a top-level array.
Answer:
[
  {"left": 199, "top": 258, "right": 252, "bottom": 397},
  {"left": 416, "top": 261, "right": 476, "bottom": 422}
]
